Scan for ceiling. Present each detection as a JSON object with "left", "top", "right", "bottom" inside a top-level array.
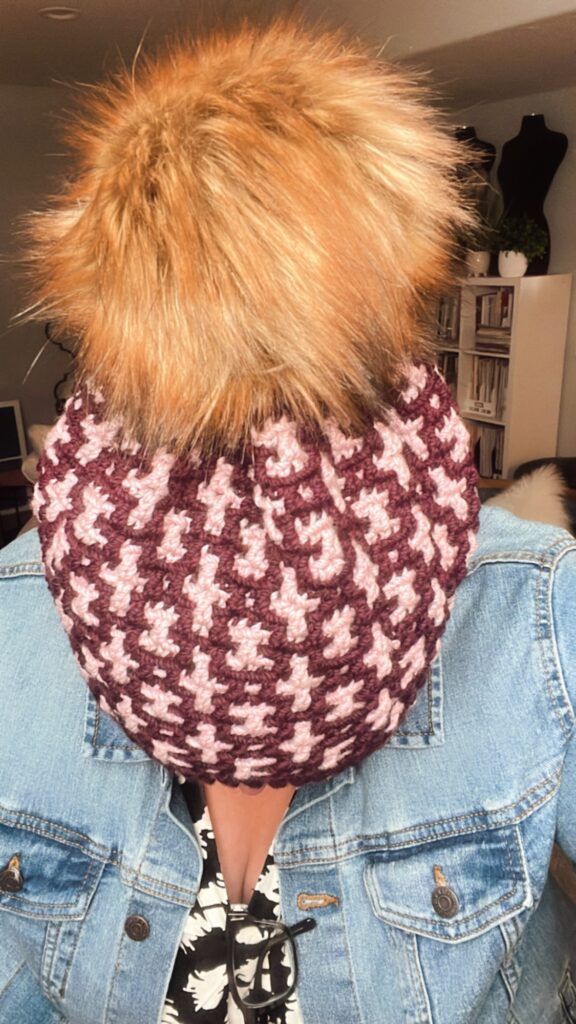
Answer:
[
  {"left": 0, "top": 0, "right": 287, "bottom": 87},
  {"left": 409, "top": 11, "right": 576, "bottom": 111},
  {"left": 1, "top": 0, "right": 576, "bottom": 112}
]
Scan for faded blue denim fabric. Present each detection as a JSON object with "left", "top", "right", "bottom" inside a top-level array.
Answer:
[{"left": 0, "top": 506, "right": 575, "bottom": 1024}]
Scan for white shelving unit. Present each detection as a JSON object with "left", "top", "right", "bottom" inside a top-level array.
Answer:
[{"left": 435, "top": 274, "right": 572, "bottom": 479}]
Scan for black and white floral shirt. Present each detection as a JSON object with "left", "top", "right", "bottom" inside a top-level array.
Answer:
[{"left": 161, "top": 782, "right": 304, "bottom": 1024}]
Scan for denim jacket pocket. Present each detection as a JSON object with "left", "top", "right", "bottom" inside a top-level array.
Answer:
[
  {"left": 364, "top": 823, "right": 531, "bottom": 942},
  {"left": 0, "top": 818, "right": 106, "bottom": 1011},
  {"left": 0, "top": 819, "right": 104, "bottom": 921}
]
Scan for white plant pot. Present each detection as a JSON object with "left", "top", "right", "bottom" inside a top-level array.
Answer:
[
  {"left": 466, "top": 250, "right": 491, "bottom": 276},
  {"left": 498, "top": 250, "right": 528, "bottom": 277}
]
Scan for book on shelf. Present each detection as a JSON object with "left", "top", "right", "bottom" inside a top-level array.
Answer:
[
  {"left": 436, "top": 351, "right": 458, "bottom": 400},
  {"left": 435, "top": 294, "right": 460, "bottom": 342},
  {"left": 465, "top": 421, "right": 504, "bottom": 478},
  {"left": 473, "top": 337, "right": 510, "bottom": 354},
  {"left": 474, "top": 326, "right": 511, "bottom": 354},
  {"left": 476, "top": 326, "right": 510, "bottom": 338},
  {"left": 463, "top": 356, "right": 508, "bottom": 420},
  {"left": 476, "top": 288, "right": 514, "bottom": 331}
]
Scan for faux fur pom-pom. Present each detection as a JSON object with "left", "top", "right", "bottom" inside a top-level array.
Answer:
[{"left": 22, "top": 21, "right": 472, "bottom": 454}]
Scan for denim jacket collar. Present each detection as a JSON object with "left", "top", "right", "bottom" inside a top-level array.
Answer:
[
  {"left": 81, "top": 656, "right": 443, "bottom": 826},
  {"left": 83, "top": 691, "right": 151, "bottom": 763}
]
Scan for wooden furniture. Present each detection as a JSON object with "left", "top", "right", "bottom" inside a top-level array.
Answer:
[{"left": 435, "top": 274, "right": 572, "bottom": 479}]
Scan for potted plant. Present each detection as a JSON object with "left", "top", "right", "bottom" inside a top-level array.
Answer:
[
  {"left": 462, "top": 181, "right": 500, "bottom": 277},
  {"left": 464, "top": 221, "right": 496, "bottom": 276},
  {"left": 496, "top": 215, "right": 548, "bottom": 277}
]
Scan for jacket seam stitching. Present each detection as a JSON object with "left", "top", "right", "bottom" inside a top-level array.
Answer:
[
  {"left": 532, "top": 565, "right": 569, "bottom": 741},
  {"left": 410, "top": 934, "right": 434, "bottom": 1023},
  {"left": 105, "top": 916, "right": 127, "bottom": 1023},
  {"left": 468, "top": 535, "right": 576, "bottom": 572},
  {"left": 275, "top": 774, "right": 560, "bottom": 865},
  {"left": 128, "top": 785, "right": 199, "bottom": 902},
  {"left": 0, "top": 815, "right": 111, "bottom": 862},
  {"left": 380, "top": 900, "right": 526, "bottom": 942},
  {"left": 281, "top": 769, "right": 560, "bottom": 852},
  {"left": 0, "top": 814, "right": 196, "bottom": 901},
  {"left": 0, "top": 562, "right": 44, "bottom": 577},
  {"left": 0, "top": 959, "right": 26, "bottom": 1000},
  {"left": 87, "top": 703, "right": 146, "bottom": 753},
  {"left": 365, "top": 827, "right": 531, "bottom": 940},
  {"left": 122, "top": 872, "right": 199, "bottom": 901},
  {"left": 330, "top": 795, "right": 364, "bottom": 1024},
  {"left": 40, "top": 920, "right": 56, "bottom": 993},
  {"left": 548, "top": 549, "right": 576, "bottom": 734},
  {"left": 370, "top": 827, "right": 522, "bottom": 931},
  {"left": 41, "top": 920, "right": 62, "bottom": 999},
  {"left": 3, "top": 858, "right": 102, "bottom": 914},
  {"left": 52, "top": 918, "right": 79, "bottom": 1006}
]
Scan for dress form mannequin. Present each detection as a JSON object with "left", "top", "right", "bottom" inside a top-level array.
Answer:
[
  {"left": 454, "top": 126, "right": 497, "bottom": 258},
  {"left": 454, "top": 125, "right": 496, "bottom": 176},
  {"left": 497, "top": 114, "right": 568, "bottom": 274}
]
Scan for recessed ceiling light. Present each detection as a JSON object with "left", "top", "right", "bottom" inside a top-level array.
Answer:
[{"left": 39, "top": 6, "right": 81, "bottom": 20}]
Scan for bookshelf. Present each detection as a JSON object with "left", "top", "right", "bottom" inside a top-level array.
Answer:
[{"left": 435, "top": 274, "right": 572, "bottom": 479}]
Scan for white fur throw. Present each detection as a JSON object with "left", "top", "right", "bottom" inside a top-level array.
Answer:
[{"left": 486, "top": 465, "right": 572, "bottom": 532}]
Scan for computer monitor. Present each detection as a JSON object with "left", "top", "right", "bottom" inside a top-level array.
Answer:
[{"left": 0, "top": 401, "right": 27, "bottom": 470}]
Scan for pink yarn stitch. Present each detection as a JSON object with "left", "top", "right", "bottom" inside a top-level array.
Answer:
[{"left": 35, "top": 362, "right": 479, "bottom": 787}]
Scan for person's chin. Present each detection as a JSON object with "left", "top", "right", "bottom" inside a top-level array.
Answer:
[{"left": 237, "top": 783, "right": 266, "bottom": 796}]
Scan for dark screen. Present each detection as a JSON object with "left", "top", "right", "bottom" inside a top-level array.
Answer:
[{"left": 0, "top": 406, "right": 22, "bottom": 461}]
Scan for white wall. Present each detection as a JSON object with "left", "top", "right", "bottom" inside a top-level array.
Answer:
[
  {"left": 0, "top": 85, "right": 72, "bottom": 439},
  {"left": 457, "top": 85, "right": 576, "bottom": 456}
]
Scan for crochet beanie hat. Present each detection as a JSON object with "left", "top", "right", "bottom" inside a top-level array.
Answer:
[
  {"left": 34, "top": 364, "right": 479, "bottom": 787},
  {"left": 26, "top": 21, "right": 480, "bottom": 786}
]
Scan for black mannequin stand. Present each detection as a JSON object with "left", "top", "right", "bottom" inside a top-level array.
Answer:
[{"left": 497, "top": 114, "right": 568, "bottom": 274}]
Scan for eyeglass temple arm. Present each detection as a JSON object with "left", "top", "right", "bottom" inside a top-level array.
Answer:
[
  {"left": 287, "top": 917, "right": 316, "bottom": 940},
  {"left": 257, "top": 916, "right": 316, "bottom": 960},
  {"left": 238, "top": 1004, "right": 258, "bottom": 1024},
  {"left": 252, "top": 917, "right": 317, "bottom": 988}
]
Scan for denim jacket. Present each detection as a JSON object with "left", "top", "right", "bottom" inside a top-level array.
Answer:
[{"left": 0, "top": 506, "right": 575, "bottom": 1024}]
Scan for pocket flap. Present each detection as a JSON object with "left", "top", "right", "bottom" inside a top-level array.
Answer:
[
  {"left": 0, "top": 822, "right": 104, "bottom": 921},
  {"left": 365, "top": 824, "right": 531, "bottom": 942}
]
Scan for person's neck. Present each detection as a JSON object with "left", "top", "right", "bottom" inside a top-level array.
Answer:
[{"left": 203, "top": 782, "right": 296, "bottom": 905}]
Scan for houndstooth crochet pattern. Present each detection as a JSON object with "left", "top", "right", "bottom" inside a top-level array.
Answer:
[{"left": 35, "top": 363, "right": 479, "bottom": 787}]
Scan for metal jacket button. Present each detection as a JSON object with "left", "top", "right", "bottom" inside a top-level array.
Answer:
[
  {"left": 431, "top": 885, "right": 459, "bottom": 919},
  {"left": 0, "top": 855, "right": 23, "bottom": 893},
  {"left": 124, "top": 915, "right": 150, "bottom": 941}
]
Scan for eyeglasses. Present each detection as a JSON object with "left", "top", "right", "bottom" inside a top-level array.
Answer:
[{"left": 226, "top": 908, "right": 316, "bottom": 1022}]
